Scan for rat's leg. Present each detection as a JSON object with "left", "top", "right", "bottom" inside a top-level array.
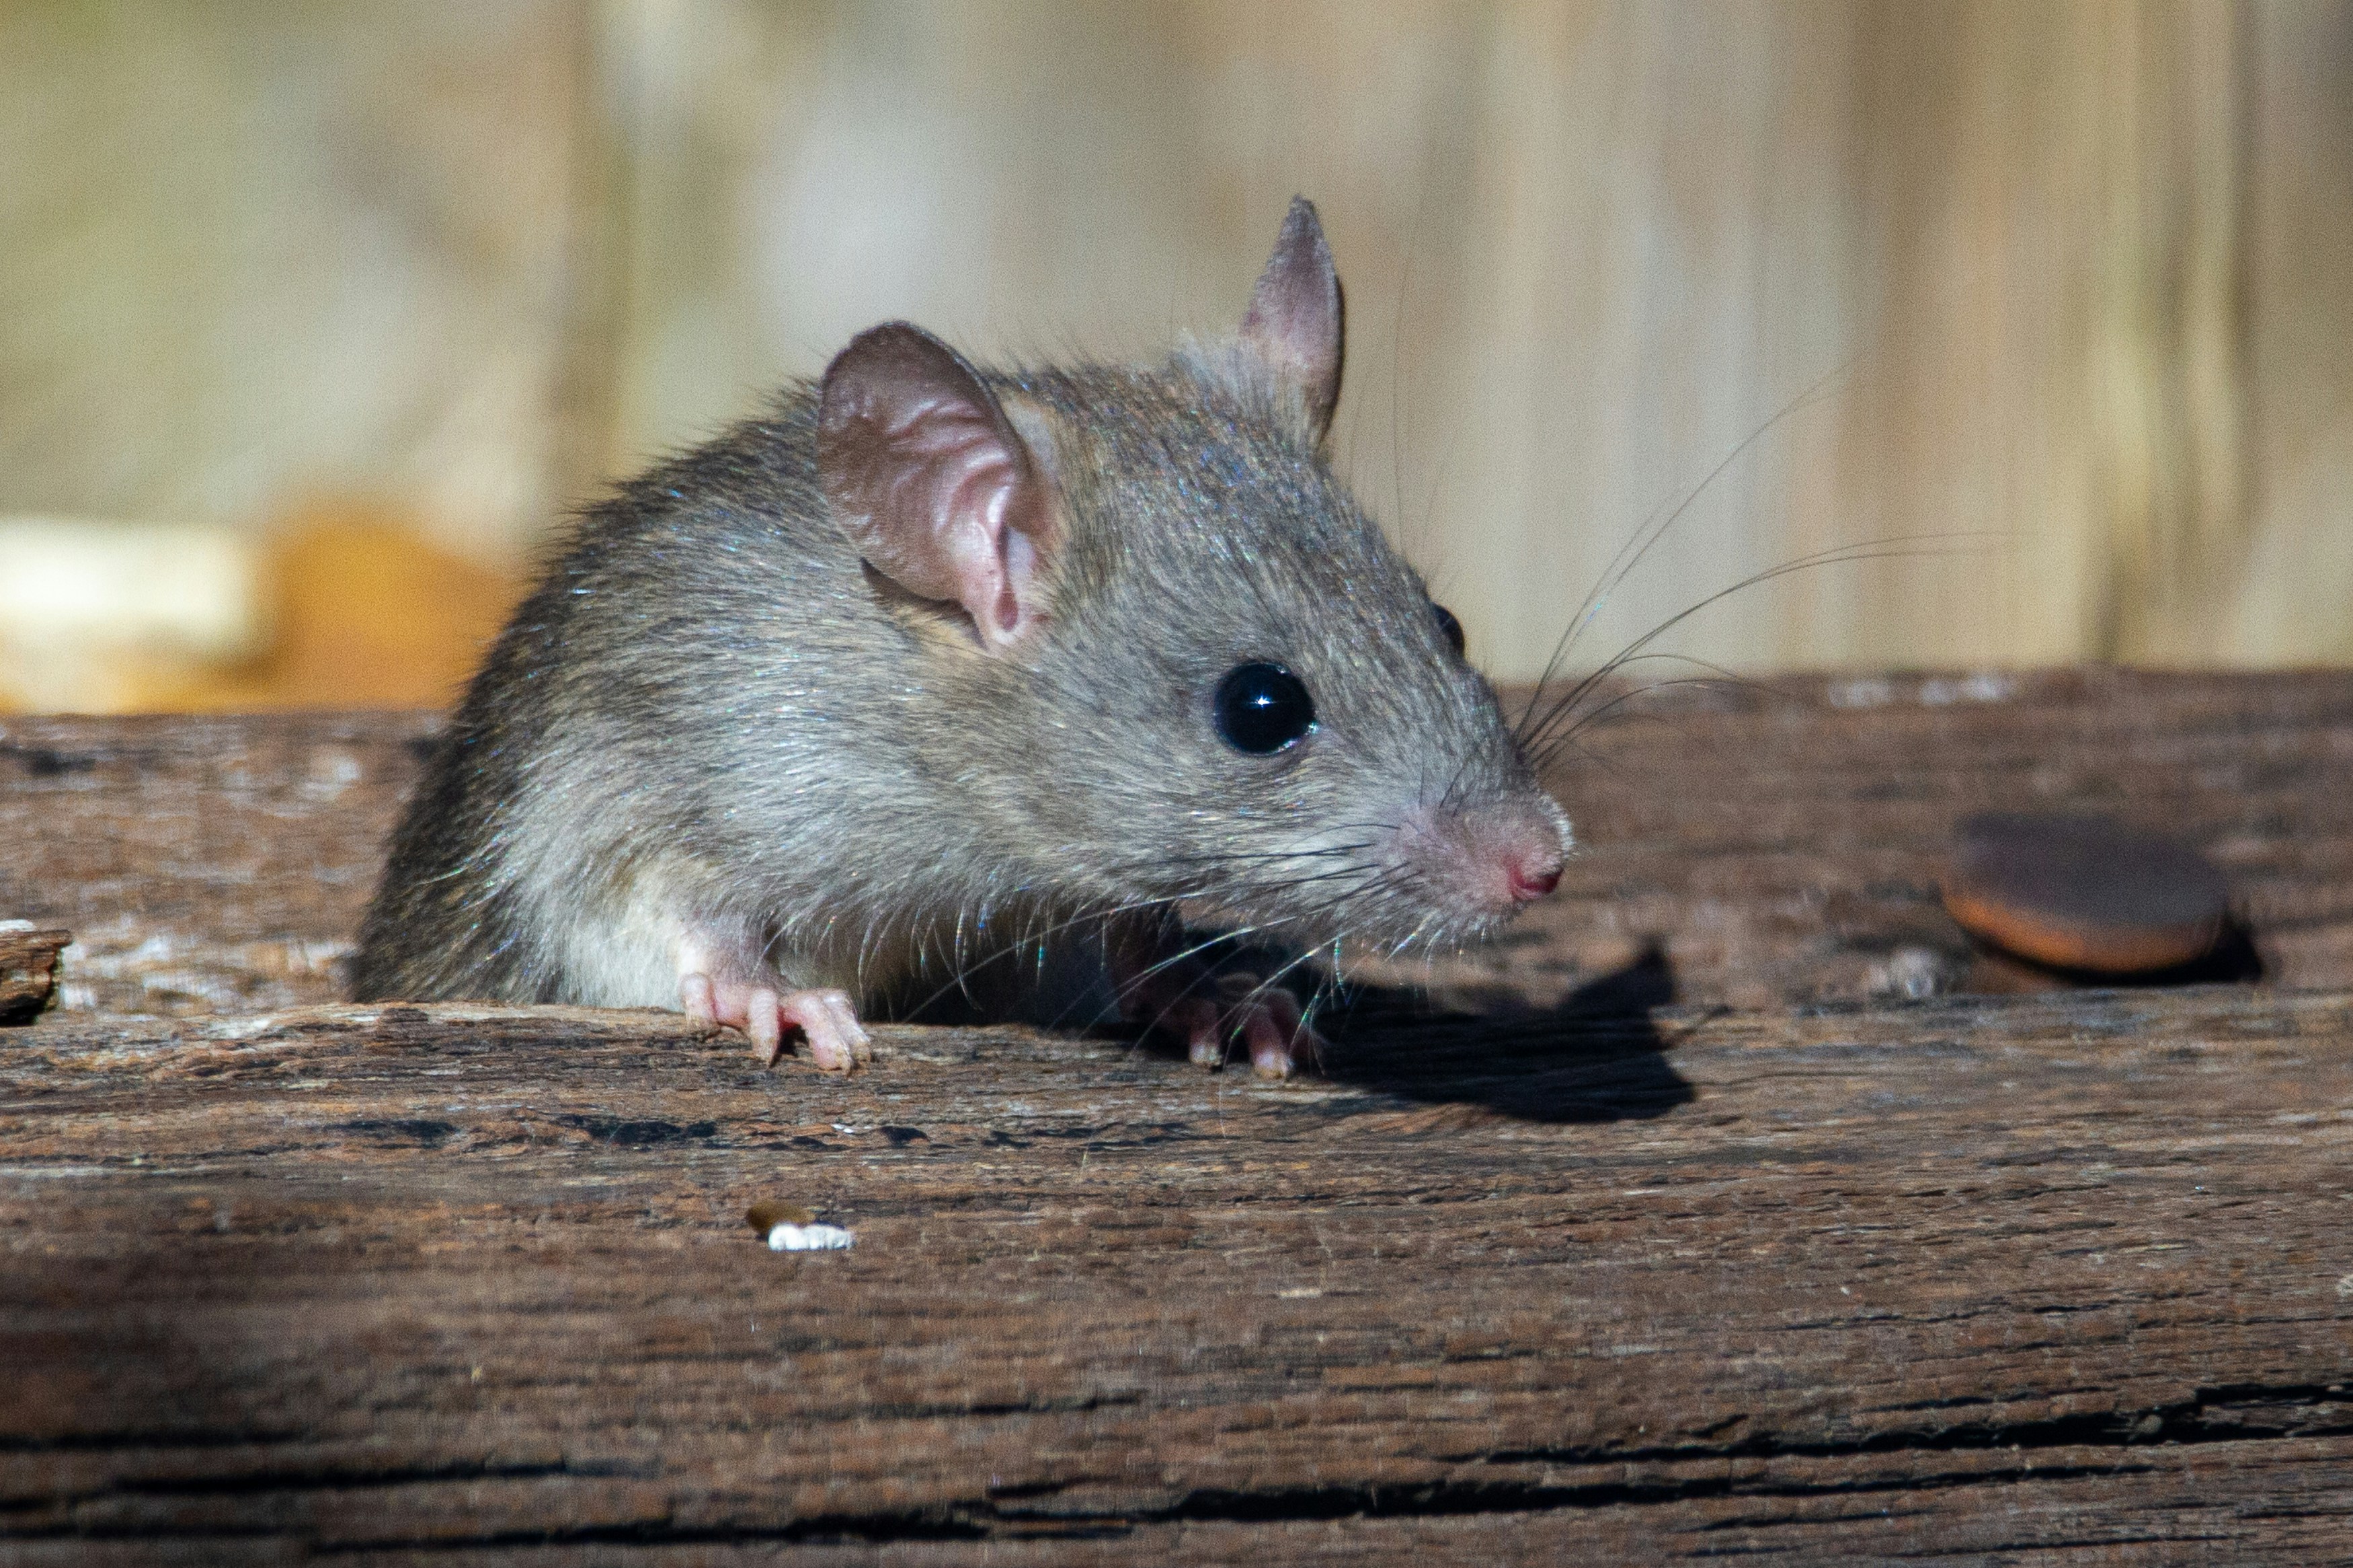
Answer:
[
  {"left": 1106, "top": 917, "right": 1324, "bottom": 1079},
  {"left": 674, "top": 929, "right": 871, "bottom": 1072}
]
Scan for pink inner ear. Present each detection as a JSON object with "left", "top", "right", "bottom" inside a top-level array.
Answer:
[
  {"left": 878, "top": 390, "right": 1032, "bottom": 620},
  {"left": 819, "top": 324, "right": 1055, "bottom": 651},
  {"left": 995, "top": 527, "right": 1038, "bottom": 635}
]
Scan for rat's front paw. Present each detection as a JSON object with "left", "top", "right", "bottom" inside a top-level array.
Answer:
[
  {"left": 1142, "top": 975, "right": 1324, "bottom": 1081},
  {"left": 679, "top": 973, "right": 873, "bottom": 1071}
]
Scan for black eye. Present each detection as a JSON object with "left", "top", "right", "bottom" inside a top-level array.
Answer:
[
  {"left": 1213, "top": 662, "right": 1317, "bottom": 754},
  {"left": 1431, "top": 603, "right": 1465, "bottom": 656}
]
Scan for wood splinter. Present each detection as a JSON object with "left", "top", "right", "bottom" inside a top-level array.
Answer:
[{"left": 0, "top": 924, "right": 73, "bottom": 1025}]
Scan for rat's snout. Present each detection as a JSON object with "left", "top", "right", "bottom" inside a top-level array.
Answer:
[{"left": 1402, "top": 791, "right": 1570, "bottom": 923}]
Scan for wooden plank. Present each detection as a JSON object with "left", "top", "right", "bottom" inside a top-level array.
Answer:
[
  {"left": 3, "top": 989, "right": 2350, "bottom": 1561},
  {"left": 7, "top": 673, "right": 2353, "bottom": 1557},
  {"left": 1416, "top": 667, "right": 2353, "bottom": 1010},
  {"left": 7, "top": 670, "right": 2352, "bottom": 1018},
  {"left": 0, "top": 711, "right": 435, "bottom": 1017}
]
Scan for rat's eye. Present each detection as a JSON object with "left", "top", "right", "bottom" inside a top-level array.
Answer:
[
  {"left": 1431, "top": 603, "right": 1466, "bottom": 657},
  {"left": 1214, "top": 662, "right": 1316, "bottom": 755}
]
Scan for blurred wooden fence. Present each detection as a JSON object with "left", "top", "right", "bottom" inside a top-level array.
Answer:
[{"left": 4, "top": 0, "right": 2350, "bottom": 687}]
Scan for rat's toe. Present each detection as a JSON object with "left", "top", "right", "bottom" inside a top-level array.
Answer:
[
  {"left": 679, "top": 971, "right": 719, "bottom": 1026},
  {"left": 1155, "top": 997, "right": 1225, "bottom": 1068},
  {"left": 1242, "top": 991, "right": 1322, "bottom": 1079},
  {"left": 781, "top": 989, "right": 868, "bottom": 1072},
  {"left": 745, "top": 988, "right": 785, "bottom": 1065},
  {"left": 680, "top": 968, "right": 863, "bottom": 1070}
]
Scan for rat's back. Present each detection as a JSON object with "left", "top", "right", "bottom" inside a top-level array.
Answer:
[{"left": 350, "top": 390, "right": 910, "bottom": 1006}]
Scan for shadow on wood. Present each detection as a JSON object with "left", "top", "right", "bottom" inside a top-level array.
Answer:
[{"left": 1324, "top": 945, "right": 1695, "bottom": 1126}]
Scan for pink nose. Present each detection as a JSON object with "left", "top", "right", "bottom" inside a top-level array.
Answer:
[{"left": 1508, "top": 856, "right": 1562, "bottom": 903}]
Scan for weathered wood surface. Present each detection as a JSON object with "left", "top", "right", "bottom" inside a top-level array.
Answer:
[
  {"left": 0, "top": 710, "right": 434, "bottom": 1018},
  {"left": 5, "top": 671, "right": 2353, "bottom": 1560},
  {"left": 1473, "top": 667, "right": 2353, "bottom": 1009},
  {"left": 7, "top": 669, "right": 2353, "bottom": 1019},
  {"left": 4, "top": 993, "right": 2351, "bottom": 1561}
]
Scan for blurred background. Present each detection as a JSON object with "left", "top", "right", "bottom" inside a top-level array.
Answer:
[{"left": 3, "top": 0, "right": 2350, "bottom": 713}]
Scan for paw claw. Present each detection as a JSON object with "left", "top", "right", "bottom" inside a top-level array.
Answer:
[
  {"left": 1168, "top": 1000, "right": 1225, "bottom": 1069},
  {"left": 1250, "top": 1017, "right": 1324, "bottom": 1079},
  {"left": 1244, "top": 989, "right": 1322, "bottom": 1079},
  {"left": 1244, "top": 1006, "right": 1291, "bottom": 1078}
]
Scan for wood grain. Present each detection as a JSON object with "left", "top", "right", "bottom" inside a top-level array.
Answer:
[
  {"left": 3, "top": 990, "right": 2350, "bottom": 1561},
  {"left": 0, "top": 710, "right": 435, "bottom": 1017},
  {"left": 7, "top": 674, "right": 2353, "bottom": 1559},
  {"left": 1413, "top": 667, "right": 2353, "bottom": 1011},
  {"left": 16, "top": 5, "right": 2353, "bottom": 680}
]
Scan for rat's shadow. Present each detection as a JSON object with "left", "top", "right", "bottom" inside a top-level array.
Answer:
[
  {"left": 1312, "top": 945, "right": 1694, "bottom": 1125},
  {"left": 924, "top": 930, "right": 1696, "bottom": 1126}
]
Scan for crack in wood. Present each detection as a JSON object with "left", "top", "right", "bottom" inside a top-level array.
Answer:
[{"left": 11, "top": 1386, "right": 2351, "bottom": 1550}]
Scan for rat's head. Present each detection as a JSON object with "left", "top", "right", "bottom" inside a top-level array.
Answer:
[{"left": 817, "top": 198, "right": 1568, "bottom": 957}]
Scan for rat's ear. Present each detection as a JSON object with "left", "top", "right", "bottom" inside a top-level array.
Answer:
[
  {"left": 818, "top": 323, "right": 1061, "bottom": 653},
  {"left": 1238, "top": 196, "right": 1345, "bottom": 444}
]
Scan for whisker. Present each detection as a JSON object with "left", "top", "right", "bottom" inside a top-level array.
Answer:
[
  {"left": 1517, "top": 360, "right": 1859, "bottom": 741},
  {"left": 901, "top": 892, "right": 1209, "bottom": 1020},
  {"left": 1521, "top": 532, "right": 1998, "bottom": 753}
]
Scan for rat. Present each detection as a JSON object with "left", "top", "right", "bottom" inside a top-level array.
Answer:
[{"left": 350, "top": 198, "right": 1570, "bottom": 1078}]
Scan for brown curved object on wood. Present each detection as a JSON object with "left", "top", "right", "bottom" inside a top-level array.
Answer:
[
  {"left": 0, "top": 925, "right": 71, "bottom": 1024},
  {"left": 1942, "top": 812, "right": 2228, "bottom": 973}
]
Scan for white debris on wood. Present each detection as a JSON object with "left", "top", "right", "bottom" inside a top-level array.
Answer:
[{"left": 767, "top": 1222, "right": 854, "bottom": 1252}]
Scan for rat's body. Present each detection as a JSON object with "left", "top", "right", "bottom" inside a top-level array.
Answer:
[{"left": 352, "top": 201, "right": 1569, "bottom": 1075}]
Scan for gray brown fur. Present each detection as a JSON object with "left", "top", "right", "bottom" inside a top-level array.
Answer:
[{"left": 352, "top": 220, "right": 1565, "bottom": 1022}]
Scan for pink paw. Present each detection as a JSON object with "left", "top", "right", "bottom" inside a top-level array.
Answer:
[
  {"left": 1138, "top": 973, "right": 1324, "bottom": 1081},
  {"left": 679, "top": 973, "right": 872, "bottom": 1072}
]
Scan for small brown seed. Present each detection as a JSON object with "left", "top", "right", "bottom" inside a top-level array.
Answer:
[
  {"left": 1941, "top": 813, "right": 2228, "bottom": 975},
  {"left": 745, "top": 1200, "right": 816, "bottom": 1234}
]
